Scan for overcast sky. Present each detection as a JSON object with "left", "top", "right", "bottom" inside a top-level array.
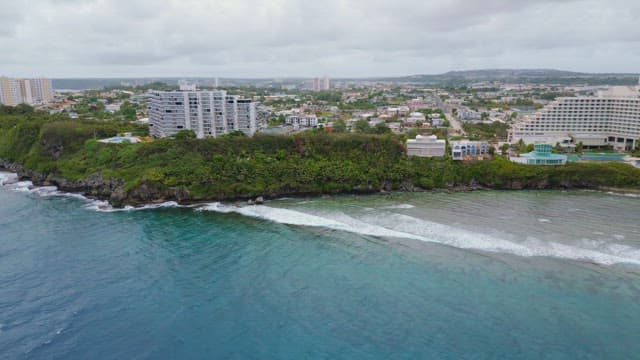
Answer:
[{"left": 2, "top": 0, "right": 639, "bottom": 78}]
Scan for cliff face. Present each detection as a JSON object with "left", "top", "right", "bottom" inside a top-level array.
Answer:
[
  {"left": 2, "top": 159, "right": 125, "bottom": 205},
  {"left": 1, "top": 158, "right": 612, "bottom": 208}
]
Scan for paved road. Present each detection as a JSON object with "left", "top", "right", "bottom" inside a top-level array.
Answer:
[{"left": 435, "top": 95, "right": 466, "bottom": 136}]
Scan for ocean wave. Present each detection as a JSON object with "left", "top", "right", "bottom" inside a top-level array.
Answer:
[
  {"left": 0, "top": 171, "right": 19, "bottom": 186},
  {"left": 198, "top": 203, "right": 427, "bottom": 241},
  {"left": 199, "top": 203, "right": 640, "bottom": 266},
  {"left": 363, "top": 212, "right": 640, "bottom": 266},
  {"left": 4, "top": 179, "right": 92, "bottom": 201},
  {"left": 606, "top": 191, "right": 640, "bottom": 198},
  {"left": 1, "top": 174, "right": 187, "bottom": 212},
  {"left": 381, "top": 204, "right": 415, "bottom": 209},
  {"left": 85, "top": 200, "right": 185, "bottom": 213}
]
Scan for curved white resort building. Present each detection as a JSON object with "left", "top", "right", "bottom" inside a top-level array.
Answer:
[{"left": 509, "top": 85, "right": 640, "bottom": 150}]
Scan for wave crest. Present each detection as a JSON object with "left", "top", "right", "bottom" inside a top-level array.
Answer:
[{"left": 199, "top": 203, "right": 640, "bottom": 266}]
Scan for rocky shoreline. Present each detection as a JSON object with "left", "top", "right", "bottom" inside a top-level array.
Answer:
[
  {"left": 1, "top": 159, "right": 491, "bottom": 207},
  {"left": 6, "top": 158, "right": 638, "bottom": 209}
]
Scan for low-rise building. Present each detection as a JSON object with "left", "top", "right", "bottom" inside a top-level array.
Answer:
[
  {"left": 458, "top": 109, "right": 482, "bottom": 121},
  {"left": 406, "top": 112, "right": 426, "bottom": 125},
  {"left": 105, "top": 103, "right": 122, "bottom": 113},
  {"left": 286, "top": 114, "right": 318, "bottom": 127},
  {"left": 451, "top": 141, "right": 490, "bottom": 160},
  {"left": 406, "top": 135, "right": 446, "bottom": 158},
  {"left": 510, "top": 144, "right": 568, "bottom": 165}
]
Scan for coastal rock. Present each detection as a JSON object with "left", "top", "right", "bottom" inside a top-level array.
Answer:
[
  {"left": 110, "top": 188, "right": 127, "bottom": 208},
  {"left": 255, "top": 196, "right": 264, "bottom": 204},
  {"left": 400, "top": 180, "right": 417, "bottom": 192}
]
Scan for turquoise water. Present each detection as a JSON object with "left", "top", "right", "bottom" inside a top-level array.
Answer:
[{"left": 1, "top": 171, "right": 640, "bottom": 359}]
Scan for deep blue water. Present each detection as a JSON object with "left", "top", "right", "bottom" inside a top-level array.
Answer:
[{"left": 1, "top": 175, "right": 640, "bottom": 359}]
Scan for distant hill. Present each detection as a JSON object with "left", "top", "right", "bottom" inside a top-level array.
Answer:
[
  {"left": 52, "top": 78, "right": 182, "bottom": 90},
  {"left": 377, "top": 69, "right": 640, "bottom": 86},
  {"left": 52, "top": 69, "right": 640, "bottom": 90}
]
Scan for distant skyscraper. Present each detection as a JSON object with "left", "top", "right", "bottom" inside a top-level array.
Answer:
[
  {"left": 148, "top": 89, "right": 257, "bottom": 139},
  {"left": 0, "top": 77, "right": 21, "bottom": 106},
  {"left": 0, "top": 77, "right": 53, "bottom": 106},
  {"left": 322, "top": 76, "right": 330, "bottom": 90},
  {"left": 310, "top": 76, "right": 330, "bottom": 92}
]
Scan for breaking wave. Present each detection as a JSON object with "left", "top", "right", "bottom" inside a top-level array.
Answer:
[
  {"left": 0, "top": 172, "right": 185, "bottom": 212},
  {"left": 0, "top": 171, "right": 19, "bottom": 186},
  {"left": 3, "top": 170, "right": 639, "bottom": 266},
  {"left": 381, "top": 204, "right": 415, "bottom": 209},
  {"left": 199, "top": 202, "right": 640, "bottom": 266},
  {"left": 85, "top": 200, "right": 186, "bottom": 213}
]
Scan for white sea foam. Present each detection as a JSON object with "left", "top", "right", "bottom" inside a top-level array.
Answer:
[
  {"left": 537, "top": 218, "right": 551, "bottom": 223},
  {"left": 199, "top": 203, "right": 428, "bottom": 241},
  {"left": 381, "top": 204, "right": 415, "bottom": 209},
  {"left": 86, "top": 200, "right": 184, "bottom": 213},
  {"left": 1, "top": 174, "right": 187, "bottom": 212},
  {"left": 606, "top": 191, "right": 640, "bottom": 198},
  {"left": 196, "top": 202, "right": 237, "bottom": 213},
  {"left": 0, "top": 172, "right": 19, "bottom": 186},
  {"left": 365, "top": 213, "right": 640, "bottom": 266},
  {"left": 5, "top": 180, "right": 93, "bottom": 201},
  {"left": 8, "top": 180, "right": 34, "bottom": 192},
  {"left": 200, "top": 203, "right": 640, "bottom": 266}
]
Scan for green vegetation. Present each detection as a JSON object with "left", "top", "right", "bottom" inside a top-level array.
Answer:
[
  {"left": 2, "top": 108, "right": 640, "bottom": 207},
  {"left": 331, "top": 119, "right": 347, "bottom": 133},
  {"left": 174, "top": 130, "right": 197, "bottom": 139},
  {"left": 462, "top": 121, "right": 510, "bottom": 141},
  {"left": 464, "top": 98, "right": 543, "bottom": 110}
]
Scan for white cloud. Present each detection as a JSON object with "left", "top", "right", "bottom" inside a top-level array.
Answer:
[{"left": 0, "top": 0, "right": 638, "bottom": 77}]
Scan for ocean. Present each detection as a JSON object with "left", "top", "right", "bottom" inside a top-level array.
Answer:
[{"left": 1, "top": 171, "right": 639, "bottom": 359}]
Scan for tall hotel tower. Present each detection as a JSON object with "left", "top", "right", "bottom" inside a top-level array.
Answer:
[{"left": 509, "top": 83, "right": 640, "bottom": 151}]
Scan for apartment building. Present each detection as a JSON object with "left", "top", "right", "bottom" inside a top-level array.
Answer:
[
  {"left": 285, "top": 114, "right": 318, "bottom": 127},
  {"left": 0, "top": 77, "right": 21, "bottom": 106},
  {"left": 311, "top": 76, "right": 330, "bottom": 91},
  {"left": 148, "top": 89, "right": 257, "bottom": 139},
  {"left": 0, "top": 77, "right": 53, "bottom": 105},
  {"left": 451, "top": 141, "right": 490, "bottom": 160},
  {"left": 406, "top": 135, "right": 446, "bottom": 158},
  {"left": 509, "top": 85, "right": 640, "bottom": 150}
]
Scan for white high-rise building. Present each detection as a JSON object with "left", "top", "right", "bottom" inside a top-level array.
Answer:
[
  {"left": 509, "top": 85, "right": 640, "bottom": 151},
  {"left": 0, "top": 77, "right": 53, "bottom": 106},
  {"left": 310, "top": 76, "right": 330, "bottom": 92},
  {"left": 148, "top": 89, "right": 257, "bottom": 139},
  {"left": 322, "top": 76, "right": 330, "bottom": 90},
  {"left": 312, "top": 77, "right": 321, "bottom": 92},
  {"left": 0, "top": 77, "right": 22, "bottom": 106}
]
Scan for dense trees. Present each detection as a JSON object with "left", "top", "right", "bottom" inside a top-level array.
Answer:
[
  {"left": 353, "top": 119, "right": 372, "bottom": 133},
  {"left": 174, "top": 130, "right": 197, "bottom": 139},
  {"left": 463, "top": 121, "right": 510, "bottom": 141},
  {"left": 2, "top": 109, "right": 640, "bottom": 206},
  {"left": 332, "top": 119, "right": 347, "bottom": 133}
]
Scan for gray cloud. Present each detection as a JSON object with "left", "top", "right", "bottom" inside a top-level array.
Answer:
[{"left": 0, "top": 0, "right": 638, "bottom": 77}]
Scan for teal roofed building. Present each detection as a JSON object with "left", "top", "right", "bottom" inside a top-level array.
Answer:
[{"left": 510, "top": 144, "right": 568, "bottom": 165}]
